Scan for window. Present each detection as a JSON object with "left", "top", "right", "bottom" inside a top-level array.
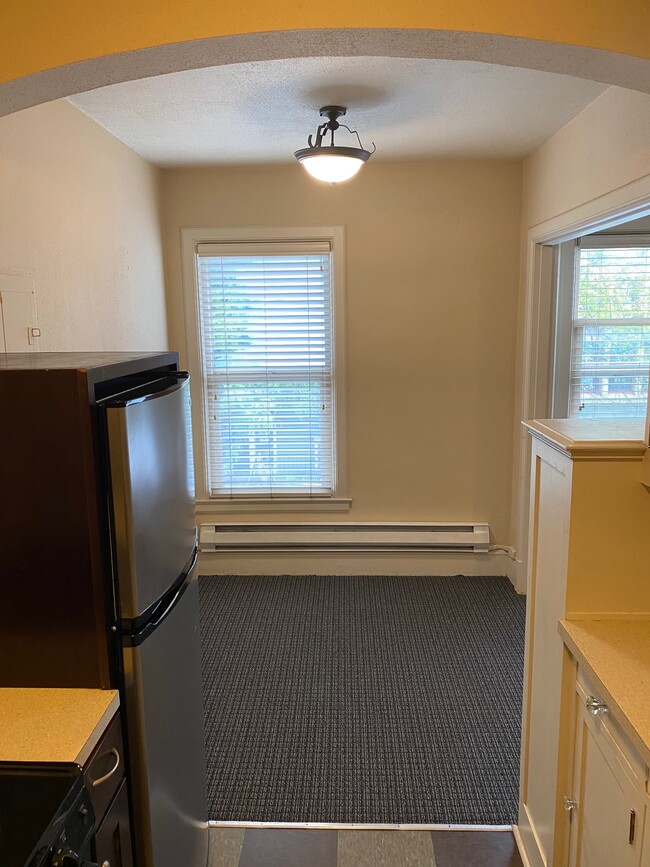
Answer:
[
  {"left": 554, "top": 234, "right": 650, "bottom": 419},
  {"left": 181, "top": 227, "right": 348, "bottom": 510}
]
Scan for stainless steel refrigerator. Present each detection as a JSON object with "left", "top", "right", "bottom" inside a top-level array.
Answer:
[{"left": 101, "top": 372, "right": 209, "bottom": 867}]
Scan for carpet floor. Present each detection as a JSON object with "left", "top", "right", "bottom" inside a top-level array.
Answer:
[{"left": 199, "top": 574, "right": 526, "bottom": 825}]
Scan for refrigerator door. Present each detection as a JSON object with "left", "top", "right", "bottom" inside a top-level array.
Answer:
[
  {"left": 122, "top": 568, "right": 208, "bottom": 867},
  {"left": 105, "top": 375, "right": 196, "bottom": 621}
]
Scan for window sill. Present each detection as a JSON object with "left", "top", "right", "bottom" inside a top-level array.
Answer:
[{"left": 195, "top": 497, "right": 352, "bottom": 514}]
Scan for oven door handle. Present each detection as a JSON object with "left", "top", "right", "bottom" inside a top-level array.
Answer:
[{"left": 90, "top": 747, "right": 121, "bottom": 788}]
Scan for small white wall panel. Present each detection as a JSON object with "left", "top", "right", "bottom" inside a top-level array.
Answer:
[{"left": 0, "top": 275, "right": 38, "bottom": 353}]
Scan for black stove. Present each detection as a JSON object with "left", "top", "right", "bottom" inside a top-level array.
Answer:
[{"left": 0, "top": 764, "right": 96, "bottom": 867}]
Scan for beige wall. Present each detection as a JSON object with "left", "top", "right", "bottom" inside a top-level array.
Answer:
[
  {"left": 522, "top": 87, "right": 650, "bottom": 230},
  {"left": 0, "top": 99, "right": 168, "bottom": 351},
  {"left": 163, "top": 160, "right": 522, "bottom": 542},
  {"left": 511, "top": 85, "right": 650, "bottom": 588}
]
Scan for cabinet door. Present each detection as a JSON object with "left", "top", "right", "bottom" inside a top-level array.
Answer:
[
  {"left": 94, "top": 780, "right": 134, "bottom": 867},
  {"left": 519, "top": 439, "right": 573, "bottom": 867},
  {"left": 641, "top": 810, "right": 650, "bottom": 867},
  {"left": 568, "top": 688, "right": 646, "bottom": 867}
]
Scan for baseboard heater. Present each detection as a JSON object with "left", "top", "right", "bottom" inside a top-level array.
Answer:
[{"left": 199, "top": 522, "right": 490, "bottom": 553}]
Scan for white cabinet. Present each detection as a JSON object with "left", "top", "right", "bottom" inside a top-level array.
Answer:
[
  {"left": 566, "top": 668, "right": 647, "bottom": 867},
  {"left": 518, "top": 437, "right": 573, "bottom": 867},
  {"left": 642, "top": 811, "right": 650, "bottom": 867},
  {"left": 517, "top": 419, "right": 650, "bottom": 867}
]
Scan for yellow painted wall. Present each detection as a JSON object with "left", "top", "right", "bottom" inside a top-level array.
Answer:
[
  {"left": 2, "top": 1, "right": 650, "bottom": 84},
  {"left": 567, "top": 457, "right": 650, "bottom": 614}
]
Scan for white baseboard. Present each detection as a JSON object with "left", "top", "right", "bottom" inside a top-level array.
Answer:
[
  {"left": 515, "top": 807, "right": 546, "bottom": 867},
  {"left": 510, "top": 558, "right": 527, "bottom": 595},
  {"left": 197, "top": 549, "right": 516, "bottom": 581},
  {"left": 512, "top": 825, "right": 533, "bottom": 867}
]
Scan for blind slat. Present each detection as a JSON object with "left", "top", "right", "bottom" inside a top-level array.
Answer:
[{"left": 197, "top": 249, "right": 335, "bottom": 497}]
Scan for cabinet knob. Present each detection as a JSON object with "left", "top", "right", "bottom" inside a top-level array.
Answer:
[
  {"left": 563, "top": 796, "right": 577, "bottom": 813},
  {"left": 586, "top": 695, "right": 609, "bottom": 716}
]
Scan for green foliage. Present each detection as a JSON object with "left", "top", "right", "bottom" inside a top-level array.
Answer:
[
  {"left": 573, "top": 246, "right": 650, "bottom": 417},
  {"left": 577, "top": 247, "right": 650, "bottom": 319}
]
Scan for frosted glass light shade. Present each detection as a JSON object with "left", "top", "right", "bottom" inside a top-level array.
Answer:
[
  {"left": 294, "top": 146, "right": 371, "bottom": 184},
  {"left": 300, "top": 155, "right": 364, "bottom": 183}
]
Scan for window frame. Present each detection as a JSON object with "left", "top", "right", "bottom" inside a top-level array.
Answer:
[
  {"left": 181, "top": 226, "right": 350, "bottom": 513},
  {"left": 552, "top": 232, "right": 650, "bottom": 419}
]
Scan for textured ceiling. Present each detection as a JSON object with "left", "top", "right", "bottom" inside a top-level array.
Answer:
[{"left": 68, "top": 56, "right": 606, "bottom": 167}]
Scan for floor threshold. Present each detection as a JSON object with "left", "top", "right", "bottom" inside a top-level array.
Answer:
[{"left": 208, "top": 820, "right": 513, "bottom": 831}]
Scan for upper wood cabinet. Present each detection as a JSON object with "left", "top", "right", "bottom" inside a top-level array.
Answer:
[
  {"left": 0, "top": 352, "right": 178, "bottom": 688},
  {"left": 517, "top": 418, "right": 650, "bottom": 867}
]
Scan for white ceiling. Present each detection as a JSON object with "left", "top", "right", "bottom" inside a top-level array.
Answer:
[{"left": 68, "top": 56, "right": 606, "bottom": 167}]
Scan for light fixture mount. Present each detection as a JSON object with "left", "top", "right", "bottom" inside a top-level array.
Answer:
[
  {"left": 294, "top": 105, "right": 376, "bottom": 185},
  {"left": 313, "top": 105, "right": 347, "bottom": 139}
]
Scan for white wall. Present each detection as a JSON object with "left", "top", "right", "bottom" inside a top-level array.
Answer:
[
  {"left": 162, "top": 159, "right": 522, "bottom": 568},
  {"left": 0, "top": 99, "right": 168, "bottom": 350}
]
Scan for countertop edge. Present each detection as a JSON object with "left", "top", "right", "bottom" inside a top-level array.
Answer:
[
  {"left": 558, "top": 619, "right": 650, "bottom": 768},
  {"left": 0, "top": 688, "right": 120, "bottom": 765},
  {"left": 74, "top": 691, "right": 120, "bottom": 766},
  {"left": 524, "top": 420, "right": 647, "bottom": 459}
]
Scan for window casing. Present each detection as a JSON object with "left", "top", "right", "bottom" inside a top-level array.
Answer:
[
  {"left": 553, "top": 234, "right": 650, "bottom": 419},
  {"left": 181, "top": 227, "right": 348, "bottom": 511}
]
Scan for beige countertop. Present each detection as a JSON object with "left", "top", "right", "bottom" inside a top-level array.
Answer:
[
  {"left": 559, "top": 619, "right": 650, "bottom": 765},
  {"left": 0, "top": 688, "right": 119, "bottom": 766},
  {"left": 524, "top": 418, "right": 647, "bottom": 458}
]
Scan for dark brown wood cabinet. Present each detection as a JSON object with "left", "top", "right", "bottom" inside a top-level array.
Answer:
[
  {"left": 84, "top": 711, "right": 134, "bottom": 867},
  {"left": 94, "top": 780, "right": 134, "bottom": 867},
  {"left": 0, "top": 351, "right": 178, "bottom": 688}
]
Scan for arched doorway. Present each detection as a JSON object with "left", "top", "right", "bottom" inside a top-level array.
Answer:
[{"left": 2, "top": 28, "right": 650, "bottom": 118}]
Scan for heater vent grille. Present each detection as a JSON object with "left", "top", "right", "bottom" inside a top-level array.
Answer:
[{"left": 199, "top": 522, "right": 490, "bottom": 553}]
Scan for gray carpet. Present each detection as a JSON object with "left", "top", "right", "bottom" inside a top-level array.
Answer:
[{"left": 199, "top": 575, "right": 525, "bottom": 825}]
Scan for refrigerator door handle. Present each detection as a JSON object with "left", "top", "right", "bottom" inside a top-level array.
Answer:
[
  {"left": 99, "top": 371, "right": 189, "bottom": 409},
  {"left": 122, "top": 547, "right": 198, "bottom": 647},
  {"left": 149, "top": 551, "right": 197, "bottom": 632}
]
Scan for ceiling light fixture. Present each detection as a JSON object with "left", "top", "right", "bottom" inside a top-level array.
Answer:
[{"left": 294, "top": 105, "right": 376, "bottom": 185}]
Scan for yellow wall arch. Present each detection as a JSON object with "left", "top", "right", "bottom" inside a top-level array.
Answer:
[
  {"left": 1, "top": 3, "right": 650, "bottom": 116},
  {"left": 3, "top": 1, "right": 650, "bottom": 81}
]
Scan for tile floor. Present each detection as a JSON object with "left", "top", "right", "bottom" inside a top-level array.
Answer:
[{"left": 208, "top": 827, "right": 524, "bottom": 867}]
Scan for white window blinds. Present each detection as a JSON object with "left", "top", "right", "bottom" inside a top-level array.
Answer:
[
  {"left": 570, "top": 237, "right": 650, "bottom": 418},
  {"left": 196, "top": 241, "right": 336, "bottom": 497}
]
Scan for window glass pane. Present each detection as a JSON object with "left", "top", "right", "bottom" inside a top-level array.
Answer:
[
  {"left": 570, "top": 245, "right": 650, "bottom": 418},
  {"left": 197, "top": 250, "right": 335, "bottom": 496},
  {"left": 576, "top": 247, "right": 650, "bottom": 320},
  {"left": 210, "top": 380, "right": 332, "bottom": 494}
]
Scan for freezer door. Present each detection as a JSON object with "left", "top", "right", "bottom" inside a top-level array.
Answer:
[
  {"left": 122, "top": 571, "right": 208, "bottom": 867},
  {"left": 106, "top": 376, "right": 196, "bottom": 620}
]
